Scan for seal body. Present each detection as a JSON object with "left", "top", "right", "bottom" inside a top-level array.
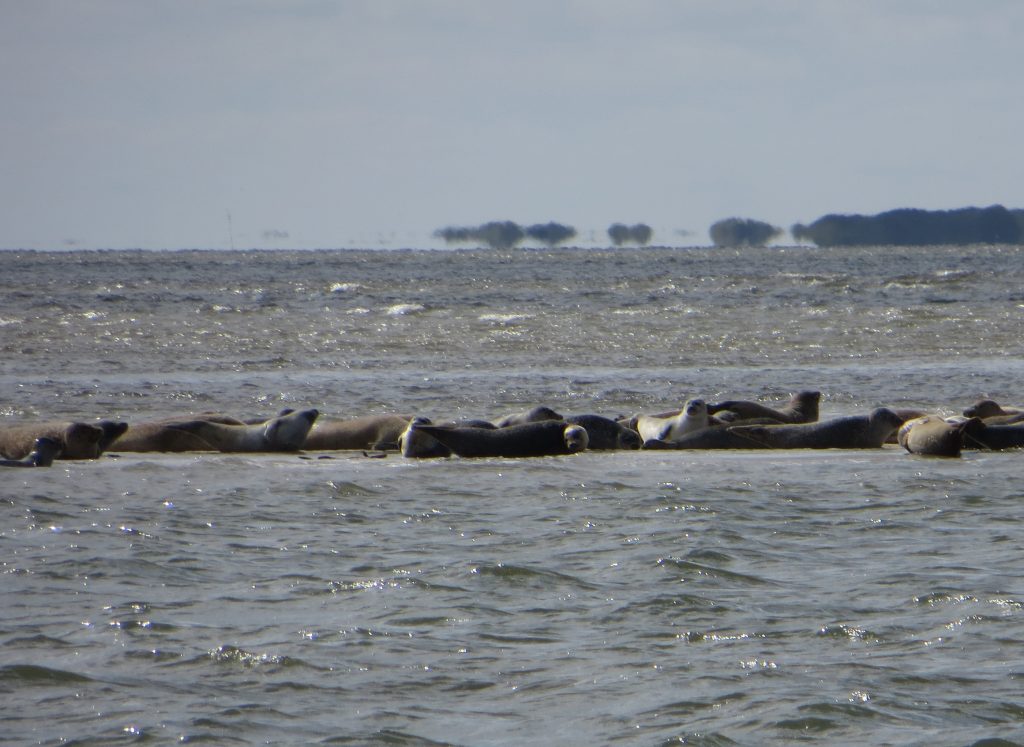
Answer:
[
  {"left": 959, "top": 399, "right": 1024, "bottom": 425},
  {"left": 707, "top": 390, "right": 821, "bottom": 424},
  {"left": 649, "top": 408, "right": 903, "bottom": 450},
  {"left": 635, "top": 399, "right": 709, "bottom": 442},
  {"left": 112, "top": 409, "right": 319, "bottom": 453},
  {"left": 727, "top": 408, "right": 904, "bottom": 449},
  {"left": 962, "top": 422, "right": 1024, "bottom": 451},
  {"left": 303, "top": 414, "right": 415, "bottom": 450},
  {"left": 188, "top": 408, "right": 319, "bottom": 452},
  {"left": 410, "top": 420, "right": 588, "bottom": 458},
  {"left": 564, "top": 414, "right": 641, "bottom": 450},
  {"left": 0, "top": 421, "right": 106, "bottom": 460},
  {"left": 0, "top": 437, "right": 62, "bottom": 467},
  {"left": 897, "top": 415, "right": 976, "bottom": 457}
]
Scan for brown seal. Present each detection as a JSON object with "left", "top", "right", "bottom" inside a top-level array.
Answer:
[
  {"left": 897, "top": 415, "right": 979, "bottom": 457},
  {"left": 112, "top": 409, "right": 318, "bottom": 452},
  {"left": 961, "top": 399, "right": 1024, "bottom": 425},
  {"left": 707, "top": 390, "right": 821, "bottom": 424},
  {"left": 407, "top": 420, "right": 588, "bottom": 458},
  {"left": 302, "top": 414, "right": 415, "bottom": 451},
  {"left": 0, "top": 421, "right": 106, "bottom": 460},
  {"left": 0, "top": 437, "right": 62, "bottom": 467}
]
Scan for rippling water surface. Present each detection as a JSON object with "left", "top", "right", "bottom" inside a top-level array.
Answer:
[{"left": 2, "top": 245, "right": 1024, "bottom": 745}]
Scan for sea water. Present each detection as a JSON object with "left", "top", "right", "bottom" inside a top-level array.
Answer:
[{"left": 2, "top": 244, "right": 1024, "bottom": 745}]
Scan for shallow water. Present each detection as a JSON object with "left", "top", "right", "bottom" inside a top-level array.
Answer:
[{"left": 2, "top": 245, "right": 1024, "bottom": 745}]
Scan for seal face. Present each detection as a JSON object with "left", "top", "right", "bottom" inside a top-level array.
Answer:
[{"left": 411, "top": 420, "right": 588, "bottom": 458}]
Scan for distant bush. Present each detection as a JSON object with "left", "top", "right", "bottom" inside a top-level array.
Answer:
[
  {"left": 709, "top": 217, "right": 782, "bottom": 247},
  {"left": 608, "top": 223, "right": 653, "bottom": 246},
  {"left": 434, "top": 221, "right": 525, "bottom": 249},
  {"left": 525, "top": 222, "right": 577, "bottom": 246},
  {"left": 791, "top": 205, "right": 1021, "bottom": 247}
]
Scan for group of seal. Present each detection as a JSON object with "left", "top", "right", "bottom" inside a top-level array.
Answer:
[{"left": 2, "top": 392, "right": 1022, "bottom": 466}]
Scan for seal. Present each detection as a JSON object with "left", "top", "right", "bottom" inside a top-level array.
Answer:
[
  {"left": 111, "top": 409, "right": 319, "bottom": 453},
  {"left": 727, "top": 408, "right": 904, "bottom": 449},
  {"left": 180, "top": 408, "right": 318, "bottom": 452},
  {"left": 494, "top": 406, "right": 563, "bottom": 428},
  {"left": 646, "top": 408, "right": 903, "bottom": 450},
  {"left": 0, "top": 421, "right": 106, "bottom": 460},
  {"left": 707, "top": 390, "right": 821, "bottom": 424},
  {"left": 635, "top": 398, "right": 709, "bottom": 442},
  {"left": 407, "top": 420, "right": 588, "bottom": 458},
  {"left": 961, "top": 421, "right": 1024, "bottom": 451},
  {"left": 398, "top": 416, "right": 452, "bottom": 458},
  {"left": 897, "top": 415, "right": 979, "bottom": 457},
  {"left": 564, "top": 414, "right": 641, "bottom": 450},
  {"left": 0, "top": 437, "right": 62, "bottom": 467},
  {"left": 960, "top": 399, "right": 1024, "bottom": 425},
  {"left": 302, "top": 414, "right": 416, "bottom": 451}
]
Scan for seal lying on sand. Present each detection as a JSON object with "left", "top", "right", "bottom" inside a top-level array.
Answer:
[
  {"left": 645, "top": 408, "right": 903, "bottom": 450},
  {"left": 494, "top": 406, "right": 563, "bottom": 428},
  {"left": 707, "top": 390, "right": 821, "bottom": 424},
  {"left": 407, "top": 420, "right": 588, "bottom": 458},
  {"left": 961, "top": 421, "right": 1024, "bottom": 451},
  {"left": 111, "top": 409, "right": 319, "bottom": 452},
  {"left": 399, "top": 416, "right": 452, "bottom": 458},
  {"left": 564, "top": 414, "right": 641, "bottom": 450},
  {"left": 0, "top": 437, "right": 62, "bottom": 467},
  {"left": 961, "top": 399, "right": 1024, "bottom": 424},
  {"left": 635, "top": 399, "right": 709, "bottom": 443},
  {"left": 897, "top": 415, "right": 981, "bottom": 457},
  {"left": 0, "top": 421, "right": 108, "bottom": 460},
  {"left": 302, "top": 414, "right": 415, "bottom": 451}
]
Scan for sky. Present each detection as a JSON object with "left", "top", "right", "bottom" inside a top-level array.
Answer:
[{"left": 2, "top": 0, "right": 1022, "bottom": 249}]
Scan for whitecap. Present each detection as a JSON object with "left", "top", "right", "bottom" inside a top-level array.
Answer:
[
  {"left": 386, "top": 303, "right": 425, "bottom": 316},
  {"left": 478, "top": 312, "right": 529, "bottom": 324},
  {"left": 329, "top": 282, "right": 362, "bottom": 293}
]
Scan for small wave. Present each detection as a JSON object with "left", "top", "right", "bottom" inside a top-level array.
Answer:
[
  {"left": 478, "top": 312, "right": 529, "bottom": 324},
  {"left": 385, "top": 303, "right": 425, "bottom": 316},
  {"left": 0, "top": 664, "right": 93, "bottom": 684},
  {"left": 328, "top": 282, "right": 362, "bottom": 293}
]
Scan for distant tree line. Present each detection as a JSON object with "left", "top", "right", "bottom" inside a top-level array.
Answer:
[
  {"left": 434, "top": 221, "right": 654, "bottom": 249},
  {"left": 791, "top": 205, "right": 1024, "bottom": 247}
]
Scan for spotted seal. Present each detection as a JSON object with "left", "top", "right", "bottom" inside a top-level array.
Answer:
[{"left": 407, "top": 420, "right": 588, "bottom": 458}]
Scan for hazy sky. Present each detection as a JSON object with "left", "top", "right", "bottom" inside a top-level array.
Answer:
[{"left": 2, "top": 1, "right": 1022, "bottom": 249}]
